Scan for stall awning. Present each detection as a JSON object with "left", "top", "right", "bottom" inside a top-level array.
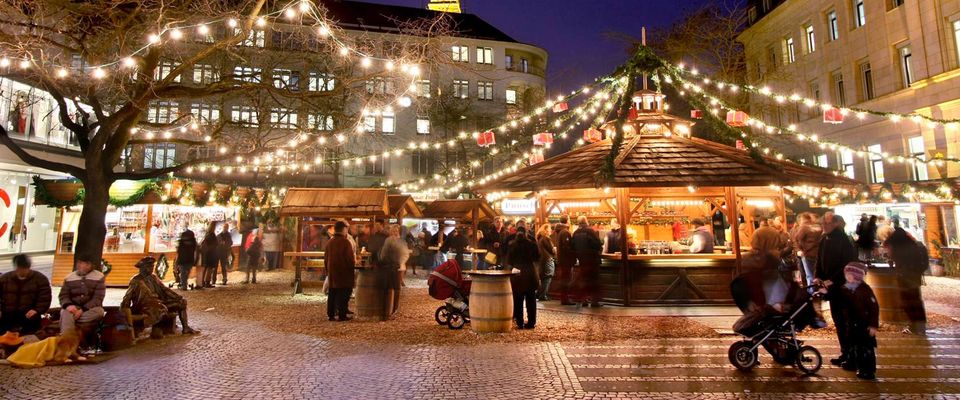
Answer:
[
  {"left": 478, "top": 134, "right": 858, "bottom": 192},
  {"left": 280, "top": 188, "right": 389, "bottom": 217},
  {"left": 388, "top": 195, "right": 422, "bottom": 218},
  {"left": 421, "top": 199, "right": 498, "bottom": 221}
]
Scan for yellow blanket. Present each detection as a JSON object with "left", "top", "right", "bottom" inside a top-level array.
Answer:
[{"left": 6, "top": 337, "right": 59, "bottom": 368}]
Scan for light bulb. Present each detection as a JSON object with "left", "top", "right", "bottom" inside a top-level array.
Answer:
[{"left": 169, "top": 29, "right": 183, "bottom": 40}]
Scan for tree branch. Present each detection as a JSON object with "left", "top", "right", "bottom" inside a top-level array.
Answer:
[{"left": 0, "top": 126, "right": 84, "bottom": 178}]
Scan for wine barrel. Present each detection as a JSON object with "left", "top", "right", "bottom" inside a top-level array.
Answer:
[
  {"left": 468, "top": 271, "right": 516, "bottom": 333},
  {"left": 865, "top": 267, "right": 909, "bottom": 324},
  {"left": 354, "top": 268, "right": 384, "bottom": 320}
]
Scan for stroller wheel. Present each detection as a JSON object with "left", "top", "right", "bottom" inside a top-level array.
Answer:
[
  {"left": 435, "top": 306, "right": 451, "bottom": 326},
  {"left": 795, "top": 345, "right": 822, "bottom": 375},
  {"left": 728, "top": 341, "right": 759, "bottom": 372},
  {"left": 448, "top": 312, "right": 466, "bottom": 330}
]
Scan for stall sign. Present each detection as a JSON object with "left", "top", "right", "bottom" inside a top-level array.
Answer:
[
  {"left": 501, "top": 199, "right": 536, "bottom": 215},
  {"left": 406, "top": 191, "right": 440, "bottom": 203}
]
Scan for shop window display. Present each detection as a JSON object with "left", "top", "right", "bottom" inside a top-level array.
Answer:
[
  {"left": 148, "top": 205, "right": 238, "bottom": 253},
  {"left": 0, "top": 171, "right": 60, "bottom": 255}
]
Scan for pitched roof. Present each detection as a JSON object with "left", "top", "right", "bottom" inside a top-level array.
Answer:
[
  {"left": 280, "top": 188, "right": 389, "bottom": 217},
  {"left": 320, "top": 0, "right": 518, "bottom": 43},
  {"left": 421, "top": 199, "right": 498, "bottom": 221},
  {"left": 479, "top": 134, "right": 857, "bottom": 192},
  {"left": 387, "top": 194, "right": 422, "bottom": 218}
]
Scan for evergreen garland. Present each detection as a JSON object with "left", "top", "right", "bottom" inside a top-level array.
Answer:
[{"left": 31, "top": 176, "right": 159, "bottom": 208}]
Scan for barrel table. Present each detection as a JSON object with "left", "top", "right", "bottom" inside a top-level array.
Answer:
[
  {"left": 467, "top": 270, "right": 518, "bottom": 333},
  {"left": 865, "top": 265, "right": 909, "bottom": 324},
  {"left": 355, "top": 266, "right": 384, "bottom": 320}
]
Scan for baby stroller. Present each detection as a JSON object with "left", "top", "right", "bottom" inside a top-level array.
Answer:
[
  {"left": 728, "top": 272, "right": 825, "bottom": 375},
  {"left": 428, "top": 259, "right": 471, "bottom": 330}
]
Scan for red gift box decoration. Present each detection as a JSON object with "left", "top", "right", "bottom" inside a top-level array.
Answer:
[
  {"left": 690, "top": 109, "right": 703, "bottom": 119},
  {"left": 583, "top": 128, "right": 603, "bottom": 143},
  {"left": 735, "top": 140, "right": 745, "bottom": 150},
  {"left": 477, "top": 131, "right": 496, "bottom": 147},
  {"left": 533, "top": 132, "right": 554, "bottom": 146},
  {"left": 552, "top": 102, "right": 568, "bottom": 113},
  {"left": 823, "top": 107, "right": 844, "bottom": 124},
  {"left": 726, "top": 110, "right": 749, "bottom": 127},
  {"left": 529, "top": 152, "right": 545, "bottom": 165}
]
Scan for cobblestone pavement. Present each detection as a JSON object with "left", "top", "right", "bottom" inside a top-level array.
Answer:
[{"left": 2, "top": 305, "right": 959, "bottom": 399}]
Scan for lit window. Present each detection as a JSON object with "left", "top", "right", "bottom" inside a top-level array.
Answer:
[
  {"left": 784, "top": 37, "right": 796, "bottom": 63},
  {"left": 147, "top": 101, "right": 179, "bottom": 124},
  {"left": 452, "top": 45, "right": 469, "bottom": 62},
  {"left": 860, "top": 62, "right": 875, "bottom": 101},
  {"left": 270, "top": 108, "right": 297, "bottom": 129},
  {"left": 805, "top": 25, "right": 816, "bottom": 53},
  {"left": 144, "top": 143, "right": 176, "bottom": 169},
  {"left": 233, "top": 66, "right": 262, "bottom": 83},
  {"left": 308, "top": 114, "right": 334, "bottom": 131},
  {"left": 381, "top": 111, "right": 395, "bottom": 134},
  {"left": 505, "top": 89, "right": 518, "bottom": 105},
  {"left": 954, "top": 20, "right": 960, "bottom": 65},
  {"left": 840, "top": 149, "right": 855, "bottom": 179},
  {"left": 363, "top": 116, "right": 376, "bottom": 133},
  {"left": 365, "top": 78, "right": 392, "bottom": 95},
  {"left": 155, "top": 61, "right": 181, "bottom": 83},
  {"left": 416, "top": 118, "right": 430, "bottom": 135},
  {"left": 827, "top": 10, "right": 839, "bottom": 41},
  {"left": 478, "top": 81, "right": 494, "bottom": 101},
  {"left": 235, "top": 28, "right": 265, "bottom": 47},
  {"left": 308, "top": 72, "right": 335, "bottom": 91},
  {"left": 476, "top": 47, "right": 493, "bottom": 65},
  {"left": 505, "top": 55, "right": 514, "bottom": 70},
  {"left": 908, "top": 136, "right": 928, "bottom": 180},
  {"left": 868, "top": 144, "right": 884, "bottom": 183},
  {"left": 853, "top": 0, "right": 866, "bottom": 28},
  {"left": 191, "top": 103, "right": 220, "bottom": 123},
  {"left": 193, "top": 64, "right": 219, "bottom": 85},
  {"left": 273, "top": 69, "right": 300, "bottom": 91},
  {"left": 230, "top": 105, "right": 259, "bottom": 128},
  {"left": 900, "top": 45, "right": 914, "bottom": 87},
  {"left": 520, "top": 58, "right": 529, "bottom": 73},
  {"left": 416, "top": 80, "right": 431, "bottom": 98},
  {"left": 453, "top": 79, "right": 469, "bottom": 98},
  {"left": 816, "top": 154, "right": 829, "bottom": 168},
  {"left": 833, "top": 72, "right": 846, "bottom": 107}
]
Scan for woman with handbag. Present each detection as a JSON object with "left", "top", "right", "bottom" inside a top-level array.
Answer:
[{"left": 536, "top": 223, "right": 557, "bottom": 301}]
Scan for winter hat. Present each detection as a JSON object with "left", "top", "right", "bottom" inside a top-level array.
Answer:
[{"left": 844, "top": 261, "right": 868, "bottom": 282}]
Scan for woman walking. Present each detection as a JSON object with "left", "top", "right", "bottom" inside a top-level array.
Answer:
[
  {"left": 378, "top": 225, "right": 409, "bottom": 320},
  {"left": 175, "top": 229, "right": 199, "bottom": 290},
  {"left": 199, "top": 229, "right": 220, "bottom": 289},
  {"left": 536, "top": 223, "right": 556, "bottom": 301},
  {"left": 507, "top": 227, "right": 540, "bottom": 329},
  {"left": 245, "top": 230, "right": 264, "bottom": 284}
]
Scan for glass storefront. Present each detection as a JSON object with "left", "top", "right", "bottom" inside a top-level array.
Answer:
[
  {"left": 0, "top": 78, "right": 83, "bottom": 150},
  {"left": 149, "top": 205, "right": 238, "bottom": 253},
  {"left": 0, "top": 169, "right": 61, "bottom": 255}
]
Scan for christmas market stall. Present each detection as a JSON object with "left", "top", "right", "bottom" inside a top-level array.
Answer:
[
  {"left": 420, "top": 199, "right": 498, "bottom": 269},
  {"left": 39, "top": 179, "right": 247, "bottom": 287},
  {"left": 478, "top": 90, "right": 856, "bottom": 306}
]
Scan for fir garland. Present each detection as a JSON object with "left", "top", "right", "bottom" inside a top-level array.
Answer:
[{"left": 31, "top": 176, "right": 159, "bottom": 208}]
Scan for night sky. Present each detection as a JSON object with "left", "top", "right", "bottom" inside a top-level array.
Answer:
[{"left": 364, "top": 0, "right": 716, "bottom": 94}]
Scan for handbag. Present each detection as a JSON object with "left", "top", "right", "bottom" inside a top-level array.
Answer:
[{"left": 484, "top": 252, "right": 498, "bottom": 265}]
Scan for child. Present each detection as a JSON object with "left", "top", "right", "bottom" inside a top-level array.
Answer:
[{"left": 839, "top": 262, "right": 880, "bottom": 380}]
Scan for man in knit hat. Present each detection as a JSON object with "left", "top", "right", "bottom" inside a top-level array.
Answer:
[{"left": 838, "top": 261, "right": 879, "bottom": 380}]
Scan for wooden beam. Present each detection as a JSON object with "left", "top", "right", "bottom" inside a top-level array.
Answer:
[
  {"left": 617, "top": 187, "right": 631, "bottom": 306},
  {"left": 725, "top": 187, "right": 743, "bottom": 274}
]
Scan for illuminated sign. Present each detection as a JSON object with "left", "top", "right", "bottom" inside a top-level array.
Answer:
[{"left": 501, "top": 199, "right": 536, "bottom": 215}]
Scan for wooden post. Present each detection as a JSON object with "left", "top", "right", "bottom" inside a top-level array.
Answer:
[
  {"left": 143, "top": 204, "right": 154, "bottom": 254},
  {"left": 725, "top": 187, "right": 742, "bottom": 273},
  {"left": 535, "top": 192, "right": 546, "bottom": 227},
  {"left": 617, "top": 188, "right": 631, "bottom": 306},
  {"left": 472, "top": 208, "right": 479, "bottom": 271}
]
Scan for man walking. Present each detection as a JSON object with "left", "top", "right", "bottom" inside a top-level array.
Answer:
[
  {"left": 554, "top": 216, "right": 576, "bottom": 305},
  {"left": 571, "top": 216, "right": 603, "bottom": 307},
  {"left": 217, "top": 222, "right": 234, "bottom": 285},
  {"left": 325, "top": 221, "right": 356, "bottom": 321},
  {"left": 815, "top": 212, "right": 858, "bottom": 366}
]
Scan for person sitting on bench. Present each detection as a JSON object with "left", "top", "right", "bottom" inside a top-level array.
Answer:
[
  {"left": 121, "top": 256, "right": 199, "bottom": 339},
  {"left": 59, "top": 256, "right": 106, "bottom": 335}
]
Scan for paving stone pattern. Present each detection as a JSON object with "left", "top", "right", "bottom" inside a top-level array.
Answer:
[{"left": 2, "top": 306, "right": 959, "bottom": 399}]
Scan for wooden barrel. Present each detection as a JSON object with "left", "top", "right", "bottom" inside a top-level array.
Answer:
[
  {"left": 355, "top": 268, "right": 384, "bottom": 320},
  {"left": 468, "top": 273, "right": 515, "bottom": 333},
  {"left": 865, "top": 267, "right": 909, "bottom": 324}
]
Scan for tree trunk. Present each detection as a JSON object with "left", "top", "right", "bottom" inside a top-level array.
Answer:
[{"left": 74, "top": 176, "right": 110, "bottom": 269}]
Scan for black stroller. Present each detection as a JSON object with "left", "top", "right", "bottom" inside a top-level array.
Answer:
[{"left": 728, "top": 272, "right": 825, "bottom": 375}]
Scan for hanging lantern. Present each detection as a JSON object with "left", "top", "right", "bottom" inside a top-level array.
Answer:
[
  {"left": 690, "top": 109, "right": 703, "bottom": 119},
  {"left": 726, "top": 110, "right": 749, "bottom": 127},
  {"left": 552, "top": 102, "right": 568, "bottom": 113},
  {"left": 533, "top": 132, "right": 554, "bottom": 146},
  {"left": 823, "top": 107, "right": 844, "bottom": 124},
  {"left": 529, "top": 152, "right": 544, "bottom": 165},
  {"left": 735, "top": 140, "right": 745, "bottom": 150},
  {"left": 583, "top": 128, "right": 603, "bottom": 143},
  {"left": 477, "top": 130, "right": 496, "bottom": 147},
  {"left": 629, "top": 106, "right": 639, "bottom": 120}
]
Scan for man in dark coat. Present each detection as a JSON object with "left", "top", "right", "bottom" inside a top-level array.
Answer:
[
  {"left": 554, "top": 216, "right": 576, "bottom": 305},
  {"left": 838, "top": 262, "right": 880, "bottom": 380},
  {"left": 480, "top": 218, "right": 507, "bottom": 269},
  {"left": 885, "top": 222, "right": 927, "bottom": 334},
  {"left": 121, "top": 256, "right": 199, "bottom": 338},
  {"left": 571, "top": 216, "right": 604, "bottom": 307},
  {"left": 325, "top": 221, "right": 356, "bottom": 321},
  {"left": 216, "top": 222, "right": 234, "bottom": 285},
  {"left": 814, "top": 212, "right": 858, "bottom": 366},
  {"left": 507, "top": 228, "right": 540, "bottom": 329},
  {"left": 0, "top": 255, "right": 51, "bottom": 334}
]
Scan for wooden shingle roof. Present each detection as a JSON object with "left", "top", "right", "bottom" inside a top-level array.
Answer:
[
  {"left": 421, "top": 199, "right": 498, "bottom": 221},
  {"left": 480, "top": 134, "right": 857, "bottom": 192},
  {"left": 280, "top": 188, "right": 389, "bottom": 217},
  {"left": 387, "top": 195, "right": 423, "bottom": 218}
]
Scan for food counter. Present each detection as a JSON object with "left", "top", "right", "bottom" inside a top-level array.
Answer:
[{"left": 593, "top": 253, "right": 737, "bottom": 305}]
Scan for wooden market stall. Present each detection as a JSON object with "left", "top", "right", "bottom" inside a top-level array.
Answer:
[
  {"left": 478, "top": 91, "right": 856, "bottom": 306},
  {"left": 41, "top": 179, "right": 245, "bottom": 287},
  {"left": 387, "top": 194, "right": 423, "bottom": 221},
  {"left": 420, "top": 199, "right": 498, "bottom": 269}
]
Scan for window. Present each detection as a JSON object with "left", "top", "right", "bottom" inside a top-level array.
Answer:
[
  {"left": 891, "top": 0, "right": 904, "bottom": 8},
  {"left": 235, "top": 28, "right": 265, "bottom": 47},
  {"left": 365, "top": 158, "right": 386, "bottom": 176},
  {"left": 805, "top": 25, "right": 816, "bottom": 53},
  {"left": 900, "top": 45, "right": 915, "bottom": 87},
  {"left": 308, "top": 72, "right": 335, "bottom": 91},
  {"left": 809, "top": 80, "right": 822, "bottom": 118},
  {"left": 415, "top": 80, "right": 431, "bottom": 98},
  {"left": 505, "top": 55, "right": 514, "bottom": 70},
  {"left": 839, "top": 148, "right": 856, "bottom": 179},
  {"left": 954, "top": 20, "right": 960, "bottom": 65},
  {"left": 381, "top": 111, "right": 395, "bottom": 134},
  {"left": 505, "top": 89, "right": 518, "bottom": 105},
  {"left": 416, "top": 118, "right": 430, "bottom": 135},
  {"left": 363, "top": 116, "right": 376, "bottom": 133},
  {"left": 453, "top": 79, "right": 469, "bottom": 98},
  {"left": 365, "top": 78, "right": 392, "bottom": 95},
  {"left": 853, "top": 0, "right": 866, "bottom": 28},
  {"left": 70, "top": 54, "right": 89, "bottom": 72},
  {"left": 452, "top": 45, "right": 469, "bottom": 62},
  {"left": 143, "top": 143, "right": 176, "bottom": 169},
  {"left": 308, "top": 114, "right": 334, "bottom": 131},
  {"left": 832, "top": 72, "right": 846, "bottom": 107},
  {"left": 272, "top": 69, "right": 300, "bottom": 91},
  {"left": 816, "top": 154, "right": 829, "bottom": 168},
  {"left": 233, "top": 66, "right": 262, "bottom": 83},
  {"left": 909, "top": 136, "right": 929, "bottom": 180},
  {"left": 520, "top": 58, "right": 529, "bottom": 73},
  {"left": 868, "top": 144, "right": 885, "bottom": 183},
  {"left": 860, "top": 62, "right": 875, "bottom": 101},
  {"left": 766, "top": 46, "right": 779, "bottom": 70},
  {"left": 270, "top": 108, "right": 297, "bottom": 129},
  {"left": 189, "top": 145, "right": 217, "bottom": 161},
  {"left": 827, "top": 10, "right": 840, "bottom": 41},
  {"left": 155, "top": 61, "right": 181, "bottom": 82},
  {"left": 478, "top": 81, "right": 494, "bottom": 100},
  {"left": 193, "top": 64, "right": 219, "bottom": 85},
  {"left": 230, "top": 105, "right": 259, "bottom": 128},
  {"left": 476, "top": 47, "right": 493, "bottom": 65},
  {"left": 784, "top": 37, "right": 796, "bottom": 63},
  {"left": 412, "top": 150, "right": 434, "bottom": 176},
  {"left": 190, "top": 103, "right": 220, "bottom": 123},
  {"left": 147, "top": 101, "right": 179, "bottom": 124}
]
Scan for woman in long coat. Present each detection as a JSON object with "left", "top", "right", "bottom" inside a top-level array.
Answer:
[
  {"left": 507, "top": 228, "right": 540, "bottom": 329},
  {"left": 536, "top": 223, "right": 556, "bottom": 301}
]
